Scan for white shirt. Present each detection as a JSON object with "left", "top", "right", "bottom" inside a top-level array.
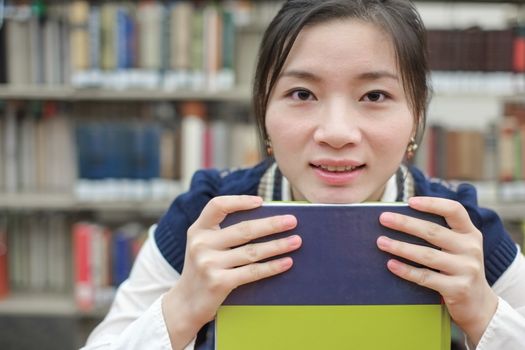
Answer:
[{"left": 82, "top": 176, "right": 525, "bottom": 350}]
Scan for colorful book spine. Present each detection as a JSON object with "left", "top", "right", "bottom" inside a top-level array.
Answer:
[
  {"left": 0, "top": 217, "right": 8, "bottom": 299},
  {"left": 73, "top": 222, "right": 94, "bottom": 311}
]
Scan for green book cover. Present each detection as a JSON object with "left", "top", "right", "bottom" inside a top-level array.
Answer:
[{"left": 216, "top": 203, "right": 451, "bottom": 350}]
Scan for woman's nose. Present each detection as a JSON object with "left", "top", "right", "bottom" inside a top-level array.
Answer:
[{"left": 312, "top": 101, "right": 362, "bottom": 149}]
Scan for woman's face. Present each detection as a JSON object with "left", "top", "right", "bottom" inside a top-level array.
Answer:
[{"left": 265, "top": 19, "right": 415, "bottom": 203}]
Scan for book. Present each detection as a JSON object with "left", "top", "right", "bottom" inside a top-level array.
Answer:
[
  {"left": 6, "top": 7, "right": 32, "bottom": 85},
  {"left": 69, "top": 0, "right": 90, "bottom": 72},
  {"left": 216, "top": 203, "right": 451, "bottom": 350},
  {"left": 0, "top": 215, "right": 8, "bottom": 299},
  {"left": 73, "top": 222, "right": 94, "bottom": 311}
]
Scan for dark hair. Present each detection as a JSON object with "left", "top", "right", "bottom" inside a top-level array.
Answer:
[{"left": 253, "top": 0, "right": 429, "bottom": 149}]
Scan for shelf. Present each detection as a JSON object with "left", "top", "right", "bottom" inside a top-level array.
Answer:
[
  {"left": 0, "top": 192, "right": 524, "bottom": 220},
  {"left": 0, "top": 83, "right": 522, "bottom": 102},
  {"left": 416, "top": 0, "right": 525, "bottom": 3},
  {"left": 484, "top": 202, "right": 525, "bottom": 221},
  {"left": 0, "top": 294, "right": 107, "bottom": 318},
  {"left": 0, "top": 192, "right": 172, "bottom": 214},
  {"left": 0, "top": 85, "right": 252, "bottom": 102}
]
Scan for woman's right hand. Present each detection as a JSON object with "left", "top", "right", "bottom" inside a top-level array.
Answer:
[{"left": 162, "top": 195, "right": 302, "bottom": 349}]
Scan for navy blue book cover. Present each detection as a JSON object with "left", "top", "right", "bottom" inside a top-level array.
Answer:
[{"left": 221, "top": 203, "right": 447, "bottom": 306}]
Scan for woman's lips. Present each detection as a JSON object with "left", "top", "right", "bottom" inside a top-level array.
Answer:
[{"left": 310, "top": 163, "right": 366, "bottom": 185}]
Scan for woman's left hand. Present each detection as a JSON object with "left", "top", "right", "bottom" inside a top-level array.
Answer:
[{"left": 376, "top": 196, "right": 498, "bottom": 346}]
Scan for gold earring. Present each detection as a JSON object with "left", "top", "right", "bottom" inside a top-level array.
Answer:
[
  {"left": 406, "top": 137, "right": 418, "bottom": 160},
  {"left": 265, "top": 139, "right": 273, "bottom": 156}
]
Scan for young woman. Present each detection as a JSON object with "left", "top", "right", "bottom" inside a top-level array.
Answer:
[{"left": 83, "top": 1, "right": 525, "bottom": 349}]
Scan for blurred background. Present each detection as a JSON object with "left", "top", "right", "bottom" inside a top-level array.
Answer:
[{"left": 0, "top": 0, "right": 524, "bottom": 349}]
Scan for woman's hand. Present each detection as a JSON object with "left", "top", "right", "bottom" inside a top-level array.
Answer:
[
  {"left": 376, "top": 196, "right": 498, "bottom": 346},
  {"left": 163, "top": 195, "right": 302, "bottom": 349}
]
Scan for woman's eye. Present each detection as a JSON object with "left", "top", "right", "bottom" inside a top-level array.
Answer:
[
  {"left": 362, "top": 91, "right": 387, "bottom": 102},
  {"left": 290, "top": 89, "right": 315, "bottom": 101}
]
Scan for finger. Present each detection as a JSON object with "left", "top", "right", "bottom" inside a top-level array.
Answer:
[
  {"left": 215, "top": 214, "right": 297, "bottom": 248},
  {"left": 230, "top": 257, "right": 294, "bottom": 287},
  {"left": 385, "top": 258, "right": 448, "bottom": 293},
  {"left": 377, "top": 235, "right": 456, "bottom": 273},
  {"left": 408, "top": 197, "right": 475, "bottom": 233},
  {"left": 222, "top": 235, "right": 302, "bottom": 268},
  {"left": 194, "top": 195, "right": 263, "bottom": 229},
  {"left": 379, "top": 211, "right": 457, "bottom": 251}
]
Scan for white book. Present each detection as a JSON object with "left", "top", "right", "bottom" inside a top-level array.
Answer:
[
  {"left": 43, "top": 13, "right": 62, "bottom": 85},
  {"left": 28, "top": 216, "right": 45, "bottom": 291},
  {"left": 28, "top": 13, "right": 44, "bottom": 84},
  {"left": 4, "top": 103, "right": 18, "bottom": 193},
  {"left": 6, "top": 11, "right": 31, "bottom": 85},
  {"left": 170, "top": 1, "right": 193, "bottom": 71},
  {"left": 210, "top": 119, "right": 230, "bottom": 170},
  {"left": 181, "top": 115, "right": 206, "bottom": 190},
  {"left": 138, "top": 2, "right": 162, "bottom": 70},
  {"left": 45, "top": 112, "right": 76, "bottom": 192},
  {"left": 20, "top": 112, "right": 37, "bottom": 192}
]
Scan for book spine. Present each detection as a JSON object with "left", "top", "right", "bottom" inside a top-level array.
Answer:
[
  {"left": 181, "top": 101, "right": 207, "bottom": 189},
  {"left": 73, "top": 222, "right": 94, "bottom": 311},
  {"left": 0, "top": 217, "right": 8, "bottom": 299},
  {"left": 6, "top": 8, "right": 32, "bottom": 85},
  {"left": 69, "top": 0, "right": 90, "bottom": 72}
]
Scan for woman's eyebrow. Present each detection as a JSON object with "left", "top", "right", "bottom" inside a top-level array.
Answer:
[
  {"left": 279, "top": 69, "right": 398, "bottom": 83},
  {"left": 356, "top": 71, "right": 399, "bottom": 82},
  {"left": 279, "top": 70, "right": 321, "bottom": 82}
]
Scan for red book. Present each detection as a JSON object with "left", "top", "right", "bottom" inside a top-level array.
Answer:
[
  {"left": 0, "top": 227, "right": 8, "bottom": 299},
  {"left": 514, "top": 26, "right": 525, "bottom": 73},
  {"left": 73, "top": 222, "right": 94, "bottom": 311}
]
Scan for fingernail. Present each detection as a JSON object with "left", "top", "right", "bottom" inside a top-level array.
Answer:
[
  {"left": 380, "top": 212, "right": 394, "bottom": 224},
  {"left": 408, "top": 197, "right": 421, "bottom": 206},
  {"left": 377, "top": 236, "right": 391, "bottom": 249},
  {"left": 281, "top": 215, "right": 296, "bottom": 228},
  {"left": 252, "top": 196, "right": 263, "bottom": 206},
  {"left": 280, "top": 257, "right": 293, "bottom": 269},
  {"left": 387, "top": 259, "right": 402, "bottom": 273},
  {"left": 287, "top": 235, "right": 301, "bottom": 248}
]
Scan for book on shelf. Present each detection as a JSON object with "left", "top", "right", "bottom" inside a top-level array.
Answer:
[
  {"left": 0, "top": 211, "right": 150, "bottom": 312},
  {"left": 0, "top": 15, "right": 7, "bottom": 84},
  {"left": 416, "top": 125, "right": 488, "bottom": 182},
  {"left": 0, "top": 100, "right": 260, "bottom": 201},
  {"left": 70, "top": 0, "right": 90, "bottom": 71},
  {"left": 2, "top": 212, "right": 72, "bottom": 296},
  {"left": 0, "top": 216, "right": 8, "bottom": 300},
  {"left": 73, "top": 220, "right": 147, "bottom": 311},
  {"left": 2, "top": 0, "right": 257, "bottom": 90},
  {"left": 216, "top": 203, "right": 450, "bottom": 350}
]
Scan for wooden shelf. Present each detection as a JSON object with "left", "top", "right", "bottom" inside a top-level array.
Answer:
[
  {"left": 484, "top": 202, "right": 525, "bottom": 221},
  {"left": 416, "top": 0, "right": 525, "bottom": 3},
  {"left": 0, "top": 192, "right": 524, "bottom": 220},
  {"left": 0, "top": 83, "right": 521, "bottom": 102},
  {"left": 0, "top": 294, "right": 108, "bottom": 318},
  {"left": 0, "top": 85, "right": 252, "bottom": 102},
  {"left": 0, "top": 192, "right": 172, "bottom": 214}
]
